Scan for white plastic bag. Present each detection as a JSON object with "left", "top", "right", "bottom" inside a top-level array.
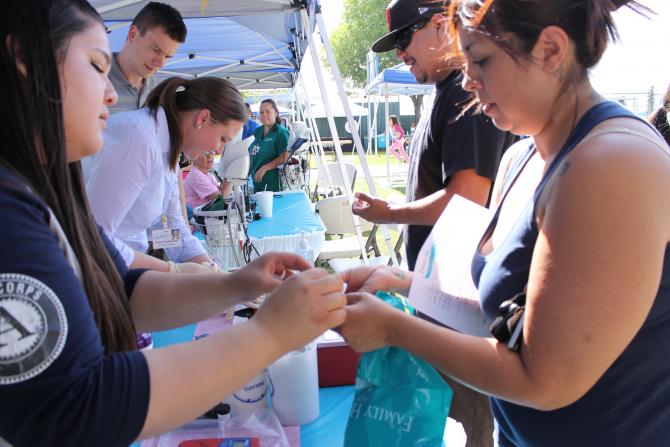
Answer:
[
  {"left": 219, "top": 408, "right": 289, "bottom": 447},
  {"left": 148, "top": 408, "right": 289, "bottom": 447}
]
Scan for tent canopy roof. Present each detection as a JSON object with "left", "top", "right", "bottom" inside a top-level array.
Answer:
[
  {"left": 94, "top": 0, "right": 318, "bottom": 90},
  {"left": 366, "top": 63, "right": 435, "bottom": 96},
  {"left": 93, "top": 0, "right": 300, "bottom": 19}
]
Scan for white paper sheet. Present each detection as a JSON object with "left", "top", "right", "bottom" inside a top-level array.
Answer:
[{"left": 408, "top": 195, "right": 493, "bottom": 337}]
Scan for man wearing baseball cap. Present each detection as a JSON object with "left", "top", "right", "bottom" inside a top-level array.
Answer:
[{"left": 353, "top": 1, "right": 516, "bottom": 445}]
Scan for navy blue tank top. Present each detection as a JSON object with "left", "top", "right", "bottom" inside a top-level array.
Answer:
[{"left": 471, "top": 102, "right": 670, "bottom": 446}]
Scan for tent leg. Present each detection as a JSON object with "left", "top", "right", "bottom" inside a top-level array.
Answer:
[
  {"left": 384, "top": 91, "right": 390, "bottom": 186},
  {"left": 302, "top": 9, "right": 369, "bottom": 262},
  {"left": 296, "top": 77, "right": 331, "bottom": 197},
  {"left": 314, "top": 11, "right": 399, "bottom": 266}
]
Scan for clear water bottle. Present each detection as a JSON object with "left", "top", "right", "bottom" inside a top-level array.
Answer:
[{"left": 296, "top": 232, "right": 314, "bottom": 264}]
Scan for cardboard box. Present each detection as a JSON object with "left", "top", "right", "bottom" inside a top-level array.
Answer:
[{"left": 316, "top": 330, "right": 360, "bottom": 387}]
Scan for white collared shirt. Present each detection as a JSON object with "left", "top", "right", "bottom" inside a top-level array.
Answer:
[{"left": 84, "top": 107, "right": 206, "bottom": 266}]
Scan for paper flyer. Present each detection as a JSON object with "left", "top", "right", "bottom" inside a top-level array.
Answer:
[{"left": 408, "top": 195, "right": 493, "bottom": 337}]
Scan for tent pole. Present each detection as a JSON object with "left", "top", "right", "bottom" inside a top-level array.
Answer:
[
  {"left": 315, "top": 11, "right": 399, "bottom": 266},
  {"left": 373, "top": 97, "right": 378, "bottom": 156},
  {"left": 298, "top": 14, "right": 333, "bottom": 180},
  {"left": 354, "top": 105, "right": 365, "bottom": 162},
  {"left": 373, "top": 92, "right": 380, "bottom": 156},
  {"left": 296, "top": 76, "right": 332, "bottom": 192},
  {"left": 385, "top": 89, "right": 390, "bottom": 186},
  {"left": 366, "top": 95, "right": 372, "bottom": 156},
  {"left": 302, "top": 9, "right": 369, "bottom": 262},
  {"left": 294, "top": 89, "right": 303, "bottom": 122}
]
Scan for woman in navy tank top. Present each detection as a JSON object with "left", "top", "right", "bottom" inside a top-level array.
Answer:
[{"left": 339, "top": 1, "right": 670, "bottom": 445}]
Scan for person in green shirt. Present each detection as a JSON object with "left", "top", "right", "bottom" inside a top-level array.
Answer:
[{"left": 248, "top": 99, "right": 290, "bottom": 192}]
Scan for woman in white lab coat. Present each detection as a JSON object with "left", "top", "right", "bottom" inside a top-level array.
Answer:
[{"left": 85, "top": 77, "right": 246, "bottom": 272}]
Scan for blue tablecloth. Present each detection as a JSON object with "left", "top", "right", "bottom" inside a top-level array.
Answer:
[
  {"left": 150, "top": 324, "right": 354, "bottom": 447},
  {"left": 249, "top": 191, "right": 325, "bottom": 238}
]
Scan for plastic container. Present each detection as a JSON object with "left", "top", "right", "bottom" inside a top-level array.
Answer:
[
  {"left": 296, "top": 232, "right": 314, "bottom": 264},
  {"left": 222, "top": 369, "right": 270, "bottom": 417},
  {"left": 268, "top": 342, "right": 320, "bottom": 425},
  {"left": 254, "top": 191, "right": 273, "bottom": 218},
  {"left": 222, "top": 314, "right": 270, "bottom": 417}
]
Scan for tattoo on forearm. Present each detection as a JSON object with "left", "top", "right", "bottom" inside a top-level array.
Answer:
[{"left": 391, "top": 268, "right": 409, "bottom": 295}]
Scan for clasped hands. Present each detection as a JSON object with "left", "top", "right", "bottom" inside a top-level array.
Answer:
[
  {"left": 168, "top": 251, "right": 411, "bottom": 353},
  {"left": 229, "top": 254, "right": 413, "bottom": 354}
]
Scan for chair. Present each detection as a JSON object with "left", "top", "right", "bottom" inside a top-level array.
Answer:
[
  {"left": 326, "top": 222, "right": 406, "bottom": 273},
  {"left": 315, "top": 195, "right": 381, "bottom": 266},
  {"left": 312, "top": 162, "right": 357, "bottom": 200},
  {"left": 324, "top": 192, "right": 406, "bottom": 272}
]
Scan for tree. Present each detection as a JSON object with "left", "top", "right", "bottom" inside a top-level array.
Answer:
[
  {"left": 331, "top": 0, "right": 394, "bottom": 88},
  {"left": 331, "top": 0, "right": 424, "bottom": 122}
]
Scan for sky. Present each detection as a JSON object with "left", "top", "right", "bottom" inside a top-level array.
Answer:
[
  {"left": 298, "top": 0, "right": 344, "bottom": 102},
  {"left": 302, "top": 0, "right": 670, "bottom": 110},
  {"left": 590, "top": 0, "right": 670, "bottom": 96}
]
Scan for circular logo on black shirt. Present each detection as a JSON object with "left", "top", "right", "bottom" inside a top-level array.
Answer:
[{"left": 0, "top": 273, "right": 68, "bottom": 385}]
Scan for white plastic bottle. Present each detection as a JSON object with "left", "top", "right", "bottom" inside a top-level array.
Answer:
[
  {"left": 269, "top": 234, "right": 319, "bottom": 425},
  {"left": 269, "top": 341, "right": 320, "bottom": 425},
  {"left": 296, "top": 232, "right": 314, "bottom": 264}
]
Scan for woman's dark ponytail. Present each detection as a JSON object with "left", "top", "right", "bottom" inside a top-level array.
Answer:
[
  {"left": 145, "top": 77, "right": 247, "bottom": 170},
  {"left": 145, "top": 77, "right": 189, "bottom": 170}
]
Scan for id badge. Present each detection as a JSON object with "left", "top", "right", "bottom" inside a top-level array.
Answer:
[{"left": 151, "top": 228, "right": 183, "bottom": 249}]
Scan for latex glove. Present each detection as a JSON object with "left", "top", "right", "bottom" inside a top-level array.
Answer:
[
  {"left": 244, "top": 294, "right": 267, "bottom": 310},
  {"left": 168, "top": 261, "right": 219, "bottom": 274},
  {"left": 200, "top": 260, "right": 221, "bottom": 272}
]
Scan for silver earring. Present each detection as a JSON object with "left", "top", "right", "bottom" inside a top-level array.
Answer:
[{"left": 553, "top": 66, "right": 564, "bottom": 82}]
